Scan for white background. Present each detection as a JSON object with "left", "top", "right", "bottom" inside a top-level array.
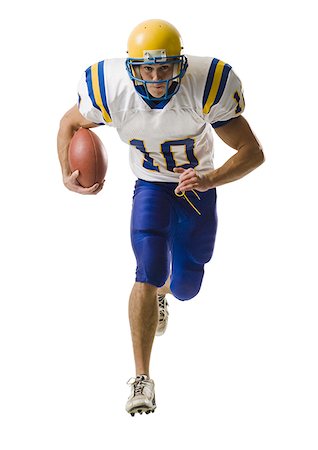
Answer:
[{"left": 1, "top": 1, "right": 317, "bottom": 449}]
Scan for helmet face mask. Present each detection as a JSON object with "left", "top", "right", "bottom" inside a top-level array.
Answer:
[
  {"left": 126, "top": 19, "right": 188, "bottom": 101},
  {"left": 126, "top": 55, "right": 188, "bottom": 101}
]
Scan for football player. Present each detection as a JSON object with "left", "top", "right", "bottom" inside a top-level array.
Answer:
[{"left": 57, "top": 19, "right": 264, "bottom": 416}]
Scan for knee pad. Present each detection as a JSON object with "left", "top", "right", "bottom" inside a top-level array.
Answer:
[{"left": 170, "top": 268, "right": 204, "bottom": 301}]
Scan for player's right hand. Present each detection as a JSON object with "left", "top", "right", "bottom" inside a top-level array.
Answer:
[{"left": 63, "top": 170, "right": 104, "bottom": 195}]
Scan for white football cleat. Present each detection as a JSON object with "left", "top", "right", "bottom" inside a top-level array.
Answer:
[
  {"left": 156, "top": 294, "right": 169, "bottom": 336},
  {"left": 126, "top": 375, "right": 156, "bottom": 416}
]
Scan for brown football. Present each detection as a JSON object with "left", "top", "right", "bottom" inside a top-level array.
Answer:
[{"left": 68, "top": 128, "right": 108, "bottom": 188}]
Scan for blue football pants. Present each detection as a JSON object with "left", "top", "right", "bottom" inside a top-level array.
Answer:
[{"left": 130, "top": 179, "right": 218, "bottom": 301}]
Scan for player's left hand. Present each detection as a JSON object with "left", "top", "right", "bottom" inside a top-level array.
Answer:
[{"left": 174, "top": 167, "right": 211, "bottom": 193}]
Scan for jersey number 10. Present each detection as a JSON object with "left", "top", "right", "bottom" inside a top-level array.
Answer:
[{"left": 130, "top": 138, "right": 198, "bottom": 172}]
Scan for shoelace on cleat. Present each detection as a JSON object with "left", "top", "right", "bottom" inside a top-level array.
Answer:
[
  {"left": 134, "top": 380, "right": 144, "bottom": 396},
  {"left": 158, "top": 295, "right": 168, "bottom": 322},
  {"left": 127, "top": 376, "right": 147, "bottom": 396}
]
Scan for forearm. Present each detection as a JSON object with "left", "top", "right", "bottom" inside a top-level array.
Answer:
[
  {"left": 57, "top": 121, "right": 78, "bottom": 178},
  {"left": 174, "top": 116, "right": 264, "bottom": 193},
  {"left": 206, "top": 143, "right": 264, "bottom": 188}
]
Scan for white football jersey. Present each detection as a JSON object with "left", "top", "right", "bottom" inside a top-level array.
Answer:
[{"left": 77, "top": 55, "right": 245, "bottom": 182}]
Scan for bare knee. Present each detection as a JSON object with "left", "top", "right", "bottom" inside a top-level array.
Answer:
[{"left": 131, "top": 282, "right": 158, "bottom": 300}]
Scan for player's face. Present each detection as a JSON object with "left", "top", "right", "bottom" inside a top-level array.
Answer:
[{"left": 139, "top": 63, "right": 174, "bottom": 98}]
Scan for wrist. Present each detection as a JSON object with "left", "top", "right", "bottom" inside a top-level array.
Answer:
[
  {"left": 62, "top": 170, "right": 72, "bottom": 183},
  {"left": 202, "top": 170, "right": 217, "bottom": 189}
]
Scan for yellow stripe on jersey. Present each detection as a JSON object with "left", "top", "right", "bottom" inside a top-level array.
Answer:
[
  {"left": 203, "top": 60, "right": 226, "bottom": 114},
  {"left": 91, "top": 63, "right": 112, "bottom": 123},
  {"left": 202, "top": 59, "right": 233, "bottom": 116}
]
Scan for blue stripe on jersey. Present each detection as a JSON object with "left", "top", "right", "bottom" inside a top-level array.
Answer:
[
  {"left": 85, "top": 63, "right": 112, "bottom": 122},
  {"left": 85, "top": 66, "right": 100, "bottom": 111},
  {"left": 97, "top": 61, "right": 111, "bottom": 118},
  {"left": 202, "top": 59, "right": 232, "bottom": 114},
  {"left": 214, "top": 63, "right": 231, "bottom": 105},
  {"left": 212, "top": 117, "right": 236, "bottom": 129},
  {"left": 202, "top": 58, "right": 219, "bottom": 108}
]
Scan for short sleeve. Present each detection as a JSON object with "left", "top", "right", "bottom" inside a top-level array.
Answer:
[
  {"left": 202, "top": 59, "right": 245, "bottom": 128},
  {"left": 77, "top": 61, "right": 113, "bottom": 126}
]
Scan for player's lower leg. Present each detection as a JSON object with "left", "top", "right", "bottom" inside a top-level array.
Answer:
[
  {"left": 127, "top": 282, "right": 158, "bottom": 415},
  {"left": 128, "top": 282, "right": 158, "bottom": 376}
]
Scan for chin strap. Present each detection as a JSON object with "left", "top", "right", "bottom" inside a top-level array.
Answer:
[{"left": 175, "top": 190, "right": 201, "bottom": 216}]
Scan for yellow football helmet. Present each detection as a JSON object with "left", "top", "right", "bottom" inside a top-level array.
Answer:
[{"left": 126, "top": 19, "right": 188, "bottom": 101}]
